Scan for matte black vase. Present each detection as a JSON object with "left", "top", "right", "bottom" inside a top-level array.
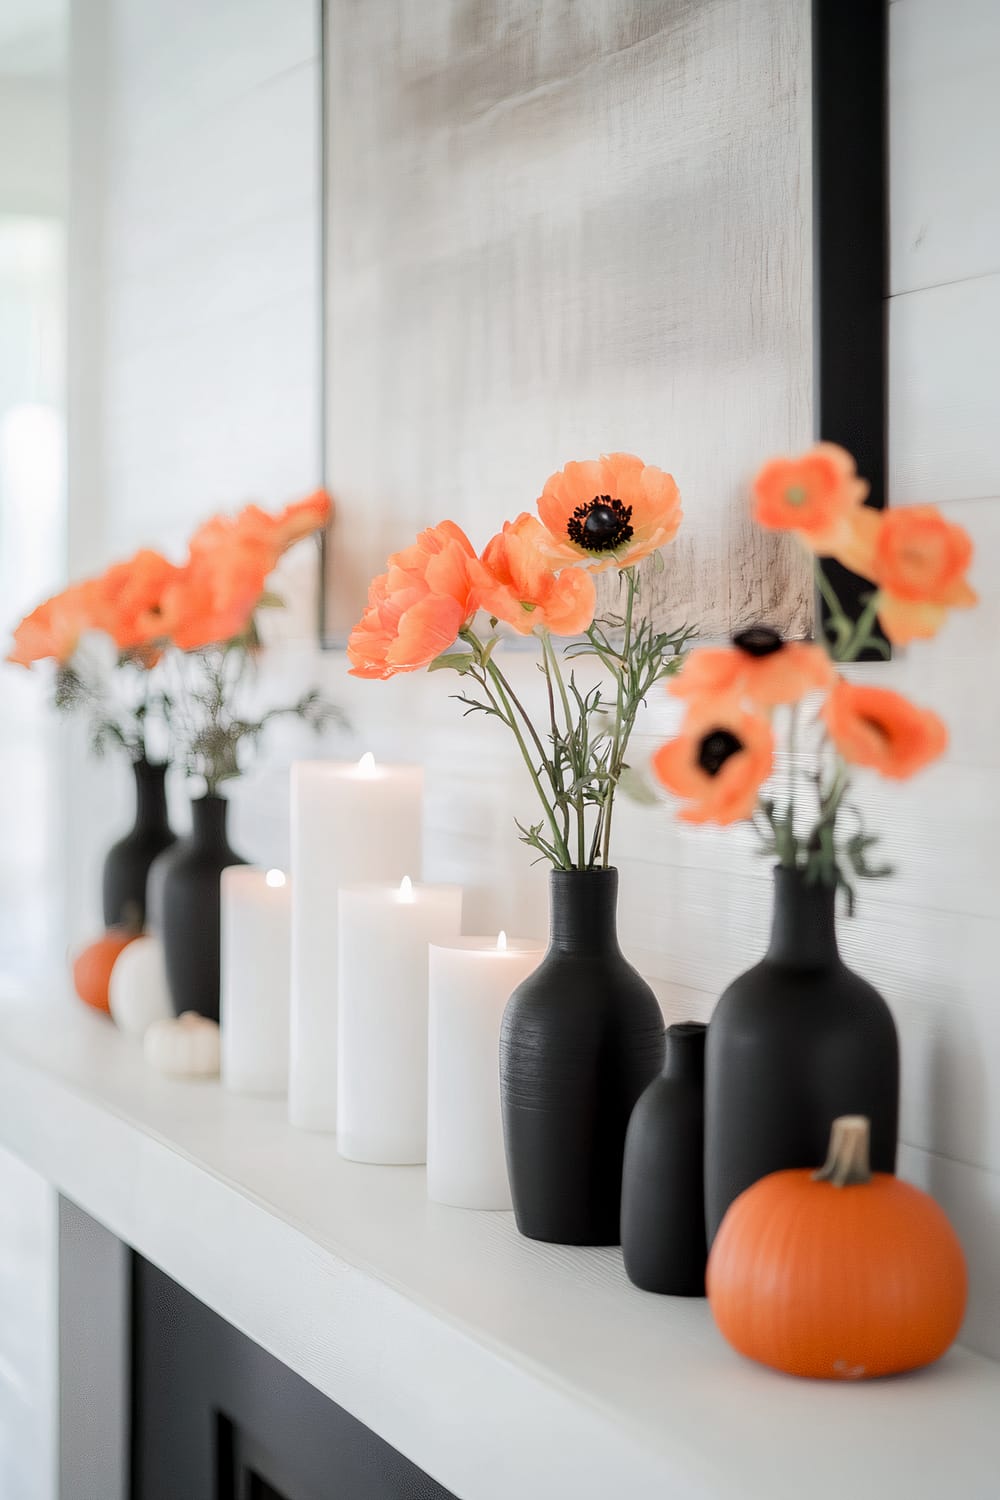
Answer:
[
  {"left": 500, "top": 868, "right": 665, "bottom": 1246},
  {"left": 621, "top": 1021, "right": 707, "bottom": 1296},
  {"left": 102, "top": 758, "right": 176, "bottom": 930},
  {"left": 148, "top": 794, "right": 247, "bottom": 1022},
  {"left": 704, "top": 866, "right": 899, "bottom": 1244}
]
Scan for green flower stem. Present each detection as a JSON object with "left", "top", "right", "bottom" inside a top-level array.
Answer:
[
  {"left": 600, "top": 567, "right": 638, "bottom": 868},
  {"left": 541, "top": 629, "right": 587, "bottom": 868},
  {"left": 482, "top": 655, "right": 573, "bottom": 870}
]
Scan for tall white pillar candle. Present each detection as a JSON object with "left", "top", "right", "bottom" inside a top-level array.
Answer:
[
  {"left": 289, "top": 755, "right": 422, "bottom": 1131},
  {"left": 220, "top": 867, "right": 293, "bottom": 1095},
  {"left": 338, "top": 878, "right": 462, "bottom": 1164},
  {"left": 428, "top": 935, "right": 544, "bottom": 1209}
]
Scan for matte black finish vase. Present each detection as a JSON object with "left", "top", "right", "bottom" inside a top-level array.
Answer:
[
  {"left": 704, "top": 867, "right": 899, "bottom": 1244},
  {"left": 500, "top": 868, "right": 665, "bottom": 1246},
  {"left": 621, "top": 1022, "right": 707, "bottom": 1296},
  {"left": 102, "top": 758, "right": 176, "bottom": 930},
  {"left": 148, "top": 795, "right": 247, "bottom": 1022}
]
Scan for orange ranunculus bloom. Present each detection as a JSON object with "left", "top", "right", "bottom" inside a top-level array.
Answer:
[
  {"left": 7, "top": 581, "right": 104, "bottom": 667},
  {"left": 651, "top": 705, "right": 774, "bottom": 825},
  {"left": 669, "top": 627, "right": 834, "bottom": 710},
  {"left": 869, "top": 506, "right": 977, "bottom": 645},
  {"left": 96, "top": 549, "right": 183, "bottom": 651},
  {"left": 232, "top": 490, "right": 334, "bottom": 559},
  {"left": 472, "top": 514, "right": 597, "bottom": 637},
  {"left": 536, "top": 452, "right": 682, "bottom": 571},
  {"left": 752, "top": 443, "right": 869, "bottom": 553},
  {"left": 347, "top": 520, "right": 478, "bottom": 679},
  {"left": 823, "top": 680, "right": 947, "bottom": 779},
  {"left": 158, "top": 541, "right": 275, "bottom": 652}
]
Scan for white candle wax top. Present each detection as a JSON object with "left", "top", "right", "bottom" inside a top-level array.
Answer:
[{"left": 429, "top": 936, "right": 544, "bottom": 956}]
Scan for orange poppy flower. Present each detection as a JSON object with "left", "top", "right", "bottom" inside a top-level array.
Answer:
[
  {"left": 7, "top": 581, "right": 103, "bottom": 667},
  {"left": 537, "top": 452, "right": 682, "bottom": 570},
  {"left": 232, "top": 490, "right": 333, "bottom": 559},
  {"left": 96, "top": 549, "right": 183, "bottom": 651},
  {"left": 347, "top": 520, "right": 478, "bottom": 679},
  {"left": 752, "top": 443, "right": 869, "bottom": 553},
  {"left": 157, "top": 538, "right": 275, "bottom": 652},
  {"left": 823, "top": 680, "right": 947, "bottom": 779},
  {"left": 669, "top": 628, "right": 834, "bottom": 710},
  {"left": 868, "top": 506, "right": 977, "bottom": 646},
  {"left": 651, "top": 705, "right": 774, "bottom": 825},
  {"left": 472, "top": 514, "right": 597, "bottom": 637}
]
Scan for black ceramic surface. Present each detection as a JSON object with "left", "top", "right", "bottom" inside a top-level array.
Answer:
[
  {"left": 500, "top": 868, "right": 665, "bottom": 1246},
  {"left": 704, "top": 866, "right": 899, "bottom": 1244},
  {"left": 621, "top": 1021, "right": 707, "bottom": 1296},
  {"left": 102, "top": 758, "right": 176, "bottom": 930},
  {"left": 148, "top": 794, "right": 247, "bottom": 1022}
]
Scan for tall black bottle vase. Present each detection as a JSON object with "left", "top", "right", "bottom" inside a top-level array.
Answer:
[
  {"left": 102, "top": 757, "right": 177, "bottom": 931},
  {"left": 704, "top": 866, "right": 899, "bottom": 1244},
  {"left": 621, "top": 1021, "right": 707, "bottom": 1295},
  {"left": 500, "top": 867, "right": 665, "bottom": 1246},
  {"left": 148, "top": 794, "right": 248, "bottom": 1022}
]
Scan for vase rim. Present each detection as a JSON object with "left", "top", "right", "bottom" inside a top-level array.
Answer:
[
  {"left": 668, "top": 1021, "right": 707, "bottom": 1039},
  {"left": 550, "top": 865, "right": 618, "bottom": 878}
]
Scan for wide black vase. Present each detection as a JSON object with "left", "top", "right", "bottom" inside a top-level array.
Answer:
[
  {"left": 704, "top": 866, "right": 899, "bottom": 1244},
  {"left": 148, "top": 794, "right": 247, "bottom": 1022},
  {"left": 621, "top": 1021, "right": 707, "bottom": 1296},
  {"left": 500, "top": 868, "right": 665, "bottom": 1246},
  {"left": 102, "top": 758, "right": 176, "bottom": 930}
]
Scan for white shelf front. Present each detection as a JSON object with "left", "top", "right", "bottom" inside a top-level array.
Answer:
[{"left": 1, "top": 998, "right": 999, "bottom": 1500}]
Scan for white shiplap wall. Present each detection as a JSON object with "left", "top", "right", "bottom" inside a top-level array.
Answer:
[{"left": 67, "top": 0, "right": 1000, "bottom": 1361}]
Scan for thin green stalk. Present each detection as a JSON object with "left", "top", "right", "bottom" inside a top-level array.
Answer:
[
  {"left": 600, "top": 568, "right": 638, "bottom": 868},
  {"left": 542, "top": 630, "right": 586, "bottom": 867},
  {"left": 484, "top": 657, "right": 572, "bottom": 869}
]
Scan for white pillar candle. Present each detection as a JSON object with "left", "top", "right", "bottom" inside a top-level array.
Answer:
[
  {"left": 427, "top": 934, "right": 544, "bottom": 1210},
  {"left": 221, "top": 867, "right": 293, "bottom": 1095},
  {"left": 289, "top": 754, "right": 422, "bottom": 1131},
  {"left": 338, "top": 877, "right": 462, "bottom": 1164}
]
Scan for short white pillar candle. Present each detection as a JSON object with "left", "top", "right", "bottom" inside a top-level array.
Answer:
[
  {"left": 428, "top": 934, "right": 544, "bottom": 1209},
  {"left": 338, "top": 877, "right": 462, "bottom": 1164},
  {"left": 289, "top": 755, "right": 422, "bottom": 1131},
  {"left": 220, "top": 866, "right": 293, "bottom": 1095}
]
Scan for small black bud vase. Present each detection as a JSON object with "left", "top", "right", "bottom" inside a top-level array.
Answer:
[
  {"left": 102, "top": 757, "right": 176, "bottom": 930},
  {"left": 147, "top": 794, "right": 247, "bottom": 1022},
  {"left": 621, "top": 1022, "right": 707, "bottom": 1296},
  {"left": 704, "top": 866, "right": 899, "bottom": 1244},
  {"left": 500, "top": 867, "right": 665, "bottom": 1246}
]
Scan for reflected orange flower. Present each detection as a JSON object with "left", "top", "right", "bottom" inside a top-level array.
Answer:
[
  {"left": 96, "top": 550, "right": 183, "bottom": 651},
  {"left": 823, "top": 680, "right": 947, "bottom": 779},
  {"left": 537, "top": 452, "right": 682, "bottom": 570},
  {"left": 7, "top": 581, "right": 103, "bottom": 667},
  {"left": 752, "top": 443, "right": 869, "bottom": 553},
  {"left": 157, "top": 543, "right": 274, "bottom": 652},
  {"left": 347, "top": 520, "right": 477, "bottom": 679},
  {"left": 652, "top": 705, "right": 774, "bottom": 824},
  {"left": 872, "top": 507, "right": 976, "bottom": 645},
  {"left": 233, "top": 490, "right": 334, "bottom": 559},
  {"left": 670, "top": 628, "right": 834, "bottom": 709},
  {"left": 472, "top": 514, "right": 597, "bottom": 636}
]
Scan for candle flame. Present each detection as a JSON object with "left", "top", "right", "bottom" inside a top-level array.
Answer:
[
  {"left": 357, "top": 751, "right": 377, "bottom": 776},
  {"left": 496, "top": 930, "right": 508, "bottom": 951},
  {"left": 265, "top": 869, "right": 287, "bottom": 889},
  {"left": 398, "top": 875, "right": 415, "bottom": 902}
]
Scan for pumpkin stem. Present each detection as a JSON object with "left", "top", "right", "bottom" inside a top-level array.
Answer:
[{"left": 812, "top": 1115, "right": 872, "bottom": 1187}]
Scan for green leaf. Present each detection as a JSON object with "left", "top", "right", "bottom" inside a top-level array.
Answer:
[{"left": 428, "top": 651, "right": 477, "bottom": 675}]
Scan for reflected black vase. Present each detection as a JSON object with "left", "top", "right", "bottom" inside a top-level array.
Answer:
[
  {"left": 500, "top": 868, "right": 665, "bottom": 1246},
  {"left": 102, "top": 758, "right": 176, "bottom": 931},
  {"left": 622, "top": 1022, "right": 707, "bottom": 1296},
  {"left": 704, "top": 867, "right": 899, "bottom": 1244},
  {"left": 148, "top": 794, "right": 247, "bottom": 1022}
]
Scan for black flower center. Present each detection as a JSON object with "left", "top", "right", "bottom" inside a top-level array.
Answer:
[
  {"left": 732, "top": 626, "right": 784, "bottom": 658},
  {"left": 566, "top": 495, "right": 634, "bottom": 553},
  {"left": 698, "top": 728, "right": 744, "bottom": 777}
]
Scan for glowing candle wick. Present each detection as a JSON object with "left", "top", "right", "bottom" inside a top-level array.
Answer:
[
  {"left": 265, "top": 869, "right": 286, "bottom": 889},
  {"left": 398, "top": 875, "right": 415, "bottom": 903},
  {"left": 496, "top": 930, "right": 508, "bottom": 952},
  {"left": 357, "top": 751, "right": 377, "bottom": 776}
]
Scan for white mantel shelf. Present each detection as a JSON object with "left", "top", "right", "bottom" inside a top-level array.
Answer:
[{"left": 2, "top": 1000, "right": 999, "bottom": 1500}]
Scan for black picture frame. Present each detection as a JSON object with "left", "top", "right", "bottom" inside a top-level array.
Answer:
[{"left": 319, "top": 1, "right": 890, "bottom": 653}]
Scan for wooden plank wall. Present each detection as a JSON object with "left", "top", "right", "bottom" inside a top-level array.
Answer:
[{"left": 69, "top": 0, "right": 1000, "bottom": 1359}]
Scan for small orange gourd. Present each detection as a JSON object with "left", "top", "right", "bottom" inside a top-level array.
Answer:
[
  {"left": 72, "top": 928, "right": 139, "bottom": 1015},
  {"left": 707, "top": 1115, "right": 967, "bottom": 1380}
]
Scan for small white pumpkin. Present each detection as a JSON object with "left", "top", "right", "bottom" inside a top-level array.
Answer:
[
  {"left": 108, "top": 935, "right": 173, "bottom": 1039},
  {"left": 143, "top": 1012, "right": 221, "bottom": 1078}
]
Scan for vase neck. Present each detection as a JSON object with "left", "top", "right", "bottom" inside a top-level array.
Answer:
[
  {"left": 766, "top": 867, "right": 840, "bottom": 967},
  {"left": 662, "top": 1021, "right": 707, "bottom": 1081},
  {"left": 190, "top": 793, "right": 231, "bottom": 849},
  {"left": 548, "top": 868, "right": 621, "bottom": 954},
  {"left": 132, "top": 758, "right": 171, "bottom": 831}
]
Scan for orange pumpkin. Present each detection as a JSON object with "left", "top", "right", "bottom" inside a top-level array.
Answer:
[
  {"left": 72, "top": 929, "right": 139, "bottom": 1015},
  {"left": 707, "top": 1116, "right": 967, "bottom": 1380}
]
